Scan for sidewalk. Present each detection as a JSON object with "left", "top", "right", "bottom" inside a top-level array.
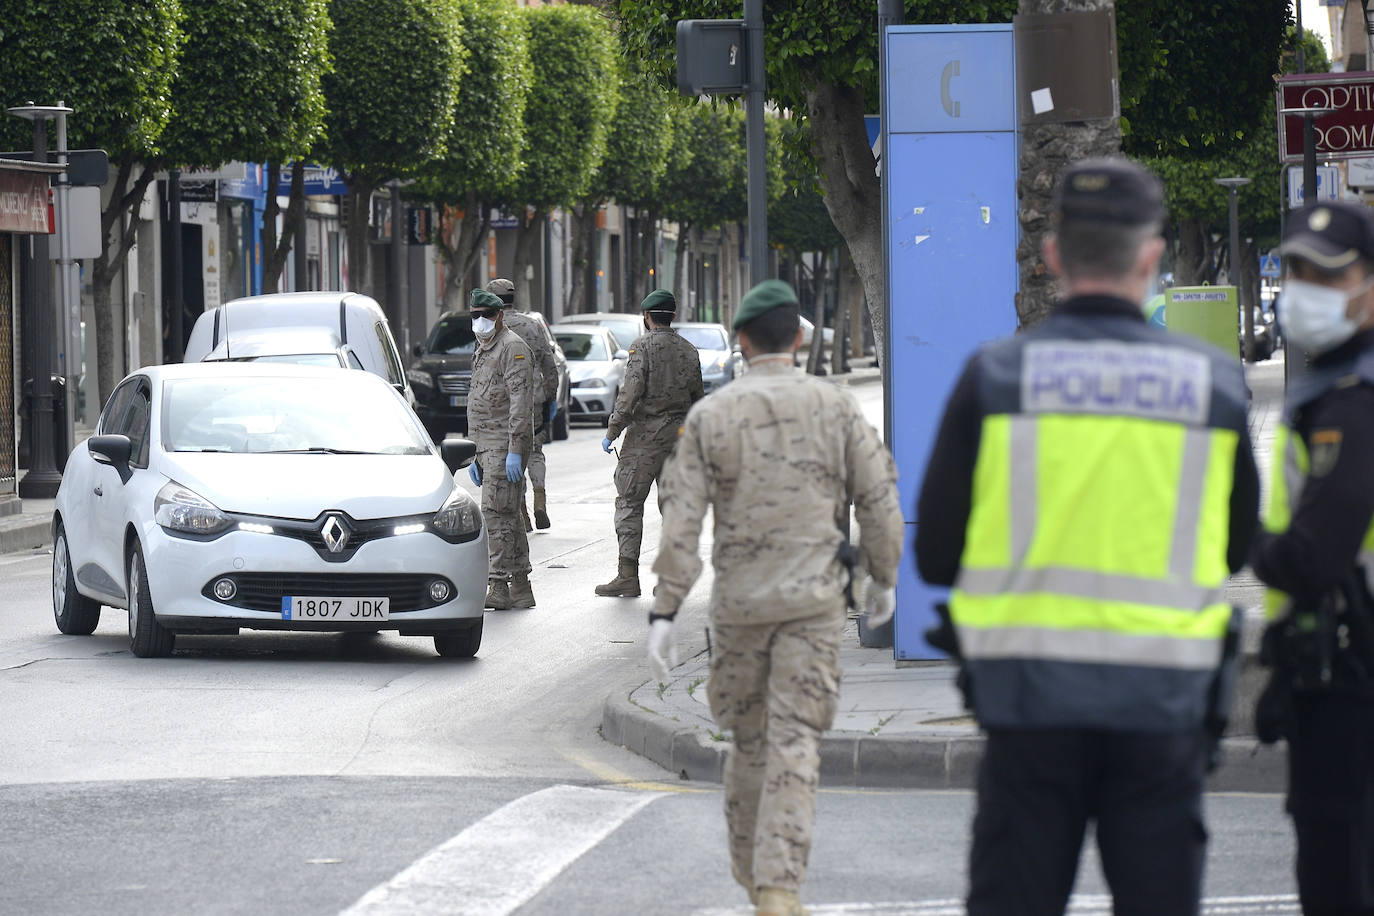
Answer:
[{"left": 601, "top": 356, "right": 1291, "bottom": 791}]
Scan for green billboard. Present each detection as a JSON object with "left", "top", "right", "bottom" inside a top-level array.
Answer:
[{"left": 1164, "top": 285, "right": 1240, "bottom": 361}]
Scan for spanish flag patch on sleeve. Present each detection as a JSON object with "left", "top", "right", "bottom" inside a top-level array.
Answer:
[{"left": 514, "top": 354, "right": 525, "bottom": 359}]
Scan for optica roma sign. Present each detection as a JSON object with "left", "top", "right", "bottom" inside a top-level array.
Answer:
[{"left": 1277, "top": 72, "right": 1374, "bottom": 163}]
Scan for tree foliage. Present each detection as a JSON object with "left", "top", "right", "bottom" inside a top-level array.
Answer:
[
  {"left": 1118, "top": 1, "right": 1291, "bottom": 158},
  {"left": 769, "top": 119, "right": 842, "bottom": 254},
  {"left": 506, "top": 4, "right": 620, "bottom": 212},
  {"left": 0, "top": 0, "right": 185, "bottom": 157},
  {"left": 592, "top": 62, "right": 675, "bottom": 208},
  {"left": 160, "top": 0, "right": 332, "bottom": 169},
  {"left": 657, "top": 104, "right": 777, "bottom": 232},
  {"left": 320, "top": 0, "right": 467, "bottom": 183}
]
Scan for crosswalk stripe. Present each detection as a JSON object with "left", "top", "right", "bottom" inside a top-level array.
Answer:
[
  {"left": 340, "top": 784, "right": 665, "bottom": 916},
  {"left": 691, "top": 894, "right": 1301, "bottom": 916}
]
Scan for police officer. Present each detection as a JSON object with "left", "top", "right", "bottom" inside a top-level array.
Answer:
[
  {"left": 914, "top": 158, "right": 1260, "bottom": 915},
  {"left": 1252, "top": 201, "right": 1374, "bottom": 916},
  {"left": 649, "top": 280, "right": 904, "bottom": 916},
  {"left": 487, "top": 278, "right": 559, "bottom": 531},
  {"left": 595, "top": 289, "right": 704, "bottom": 598},
  {"left": 466, "top": 288, "right": 537, "bottom": 610}
]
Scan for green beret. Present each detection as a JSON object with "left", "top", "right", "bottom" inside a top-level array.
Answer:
[
  {"left": 469, "top": 288, "right": 503, "bottom": 311},
  {"left": 640, "top": 289, "right": 676, "bottom": 313},
  {"left": 733, "top": 279, "right": 799, "bottom": 330}
]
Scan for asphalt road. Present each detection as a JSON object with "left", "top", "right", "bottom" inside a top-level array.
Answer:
[{"left": 0, "top": 384, "right": 1302, "bottom": 914}]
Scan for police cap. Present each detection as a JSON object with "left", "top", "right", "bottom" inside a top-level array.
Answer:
[
  {"left": 1053, "top": 157, "right": 1165, "bottom": 227},
  {"left": 1279, "top": 202, "right": 1374, "bottom": 273},
  {"left": 486, "top": 277, "right": 516, "bottom": 306},
  {"left": 733, "top": 279, "right": 799, "bottom": 330}
]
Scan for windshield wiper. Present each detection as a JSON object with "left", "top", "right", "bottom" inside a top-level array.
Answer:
[{"left": 261, "top": 447, "right": 377, "bottom": 455}]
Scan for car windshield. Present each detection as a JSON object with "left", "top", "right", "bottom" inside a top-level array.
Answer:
[
  {"left": 581, "top": 317, "right": 641, "bottom": 348},
  {"left": 555, "top": 332, "right": 608, "bottom": 361},
  {"left": 679, "top": 327, "right": 728, "bottom": 350},
  {"left": 163, "top": 375, "right": 432, "bottom": 455},
  {"left": 427, "top": 316, "right": 476, "bottom": 355},
  {"left": 230, "top": 353, "right": 342, "bottom": 368}
]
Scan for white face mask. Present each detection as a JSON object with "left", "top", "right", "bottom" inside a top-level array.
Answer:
[
  {"left": 472, "top": 316, "right": 497, "bottom": 339},
  {"left": 1277, "top": 278, "right": 1373, "bottom": 354}
]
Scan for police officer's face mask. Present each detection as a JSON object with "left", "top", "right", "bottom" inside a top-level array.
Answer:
[
  {"left": 472, "top": 313, "right": 498, "bottom": 339},
  {"left": 1278, "top": 276, "right": 1374, "bottom": 354}
]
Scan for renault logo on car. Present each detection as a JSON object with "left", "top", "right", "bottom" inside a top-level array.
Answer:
[{"left": 321, "top": 515, "right": 350, "bottom": 554}]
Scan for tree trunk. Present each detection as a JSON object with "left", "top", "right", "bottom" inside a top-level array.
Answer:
[
  {"left": 672, "top": 223, "right": 691, "bottom": 315},
  {"left": 437, "top": 195, "right": 489, "bottom": 311},
  {"left": 344, "top": 178, "right": 375, "bottom": 295},
  {"left": 262, "top": 161, "right": 307, "bottom": 292},
  {"left": 833, "top": 243, "right": 857, "bottom": 375},
  {"left": 91, "top": 161, "right": 157, "bottom": 406},
  {"left": 806, "top": 249, "right": 829, "bottom": 374},
  {"left": 1015, "top": 0, "right": 1122, "bottom": 328},
  {"left": 512, "top": 209, "right": 544, "bottom": 313},
  {"left": 637, "top": 207, "right": 660, "bottom": 302},
  {"left": 804, "top": 78, "right": 886, "bottom": 360},
  {"left": 568, "top": 202, "right": 598, "bottom": 315}
]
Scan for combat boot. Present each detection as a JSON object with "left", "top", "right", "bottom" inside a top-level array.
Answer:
[
  {"left": 519, "top": 499, "right": 533, "bottom": 533},
  {"left": 755, "top": 888, "right": 808, "bottom": 916},
  {"left": 509, "top": 573, "right": 536, "bottom": 609},
  {"left": 485, "top": 578, "right": 512, "bottom": 610},
  {"left": 594, "top": 558, "right": 641, "bottom": 597},
  {"left": 534, "top": 487, "right": 551, "bottom": 529}
]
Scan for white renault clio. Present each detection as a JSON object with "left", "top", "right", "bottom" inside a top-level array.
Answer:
[{"left": 51, "top": 363, "right": 488, "bottom": 658}]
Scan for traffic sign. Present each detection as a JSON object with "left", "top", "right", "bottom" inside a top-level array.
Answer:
[
  {"left": 1259, "top": 252, "right": 1281, "bottom": 278},
  {"left": 0, "top": 149, "right": 109, "bottom": 187},
  {"left": 1287, "top": 165, "right": 1340, "bottom": 207}
]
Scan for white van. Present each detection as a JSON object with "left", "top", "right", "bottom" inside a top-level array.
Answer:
[{"left": 183, "top": 292, "right": 413, "bottom": 403}]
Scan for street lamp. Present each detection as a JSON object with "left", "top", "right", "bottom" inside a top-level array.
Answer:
[
  {"left": 1279, "top": 106, "right": 1338, "bottom": 202},
  {"left": 1214, "top": 176, "right": 1252, "bottom": 362},
  {"left": 8, "top": 102, "right": 71, "bottom": 498}
]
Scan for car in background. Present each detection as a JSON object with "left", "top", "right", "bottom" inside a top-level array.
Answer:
[
  {"left": 52, "top": 363, "right": 488, "bottom": 658},
  {"left": 200, "top": 328, "right": 365, "bottom": 370},
  {"left": 183, "top": 292, "right": 413, "bottom": 404},
  {"left": 677, "top": 321, "right": 745, "bottom": 393},
  {"left": 564, "top": 312, "right": 644, "bottom": 354},
  {"left": 799, "top": 315, "right": 835, "bottom": 348},
  {"left": 552, "top": 324, "right": 628, "bottom": 426},
  {"left": 408, "top": 310, "right": 571, "bottom": 444}
]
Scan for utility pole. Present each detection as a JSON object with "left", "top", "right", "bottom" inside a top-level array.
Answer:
[
  {"left": 1215, "top": 176, "right": 1252, "bottom": 361},
  {"left": 168, "top": 168, "right": 184, "bottom": 362},
  {"left": 743, "top": 0, "right": 767, "bottom": 287},
  {"left": 388, "top": 179, "right": 407, "bottom": 354}
]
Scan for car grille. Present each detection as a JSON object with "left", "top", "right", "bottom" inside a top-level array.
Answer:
[
  {"left": 438, "top": 372, "right": 470, "bottom": 395},
  {"left": 203, "top": 573, "right": 448, "bottom": 613}
]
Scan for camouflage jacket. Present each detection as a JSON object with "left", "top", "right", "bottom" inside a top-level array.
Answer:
[
  {"left": 502, "top": 310, "right": 560, "bottom": 405},
  {"left": 652, "top": 359, "right": 903, "bottom": 626},
  {"left": 468, "top": 327, "right": 534, "bottom": 455},
  {"left": 606, "top": 327, "right": 704, "bottom": 442}
]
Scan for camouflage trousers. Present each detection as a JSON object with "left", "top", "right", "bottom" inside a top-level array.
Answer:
[
  {"left": 612, "top": 432, "right": 677, "bottom": 562},
  {"left": 528, "top": 428, "right": 547, "bottom": 490},
  {"left": 478, "top": 448, "right": 530, "bottom": 578},
  {"left": 707, "top": 607, "right": 844, "bottom": 895}
]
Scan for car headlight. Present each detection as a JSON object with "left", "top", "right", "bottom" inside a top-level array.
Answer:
[
  {"left": 431, "top": 487, "right": 482, "bottom": 541},
  {"left": 406, "top": 368, "right": 434, "bottom": 388},
  {"left": 154, "top": 481, "right": 234, "bottom": 537},
  {"left": 573, "top": 378, "right": 607, "bottom": 389}
]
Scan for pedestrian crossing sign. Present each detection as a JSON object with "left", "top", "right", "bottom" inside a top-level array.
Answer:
[{"left": 1260, "top": 253, "right": 1281, "bottom": 278}]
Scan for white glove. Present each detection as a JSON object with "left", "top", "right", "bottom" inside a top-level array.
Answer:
[
  {"left": 863, "top": 576, "right": 897, "bottom": 628},
  {"left": 647, "top": 618, "right": 678, "bottom": 683}
]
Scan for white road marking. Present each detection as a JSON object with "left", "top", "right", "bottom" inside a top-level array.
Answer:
[
  {"left": 692, "top": 895, "right": 1301, "bottom": 916},
  {"left": 339, "top": 784, "right": 665, "bottom": 916}
]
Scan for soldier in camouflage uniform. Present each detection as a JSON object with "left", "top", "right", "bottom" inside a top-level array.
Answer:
[
  {"left": 596, "top": 289, "right": 705, "bottom": 597},
  {"left": 487, "top": 278, "right": 560, "bottom": 531},
  {"left": 648, "top": 280, "right": 903, "bottom": 916},
  {"left": 465, "top": 288, "right": 537, "bottom": 610}
]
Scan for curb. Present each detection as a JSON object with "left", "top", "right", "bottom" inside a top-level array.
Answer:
[
  {"left": 600, "top": 684, "right": 1290, "bottom": 792},
  {"left": 823, "top": 370, "right": 881, "bottom": 388},
  {"left": 0, "top": 518, "right": 50, "bottom": 557}
]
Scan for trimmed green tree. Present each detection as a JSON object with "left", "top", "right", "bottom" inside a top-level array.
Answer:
[
  {"left": 320, "top": 0, "right": 466, "bottom": 298},
  {"left": 0, "top": 0, "right": 185, "bottom": 404},
  {"left": 160, "top": 0, "right": 332, "bottom": 303},
  {"left": 412, "top": 0, "right": 531, "bottom": 311},
  {"left": 501, "top": 3, "right": 619, "bottom": 312}
]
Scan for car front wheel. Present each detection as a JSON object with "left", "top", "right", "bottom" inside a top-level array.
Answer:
[
  {"left": 434, "top": 619, "right": 482, "bottom": 658},
  {"left": 53, "top": 523, "right": 100, "bottom": 635},
  {"left": 127, "top": 543, "right": 175, "bottom": 658}
]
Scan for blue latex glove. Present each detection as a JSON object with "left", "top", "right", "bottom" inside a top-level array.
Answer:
[
  {"left": 601, "top": 437, "right": 614, "bottom": 454},
  {"left": 547, "top": 401, "right": 558, "bottom": 423},
  {"left": 505, "top": 452, "right": 523, "bottom": 482},
  {"left": 469, "top": 462, "right": 482, "bottom": 486}
]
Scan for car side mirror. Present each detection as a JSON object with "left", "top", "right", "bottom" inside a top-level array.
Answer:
[
  {"left": 413, "top": 342, "right": 424, "bottom": 357},
  {"left": 88, "top": 434, "right": 133, "bottom": 484},
  {"left": 614, "top": 349, "right": 629, "bottom": 361},
  {"left": 440, "top": 437, "right": 478, "bottom": 473}
]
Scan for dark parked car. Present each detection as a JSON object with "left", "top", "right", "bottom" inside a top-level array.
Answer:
[{"left": 408, "top": 310, "right": 570, "bottom": 444}]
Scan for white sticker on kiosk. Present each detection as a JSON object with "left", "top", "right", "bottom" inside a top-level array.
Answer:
[{"left": 1031, "top": 88, "right": 1054, "bottom": 115}]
